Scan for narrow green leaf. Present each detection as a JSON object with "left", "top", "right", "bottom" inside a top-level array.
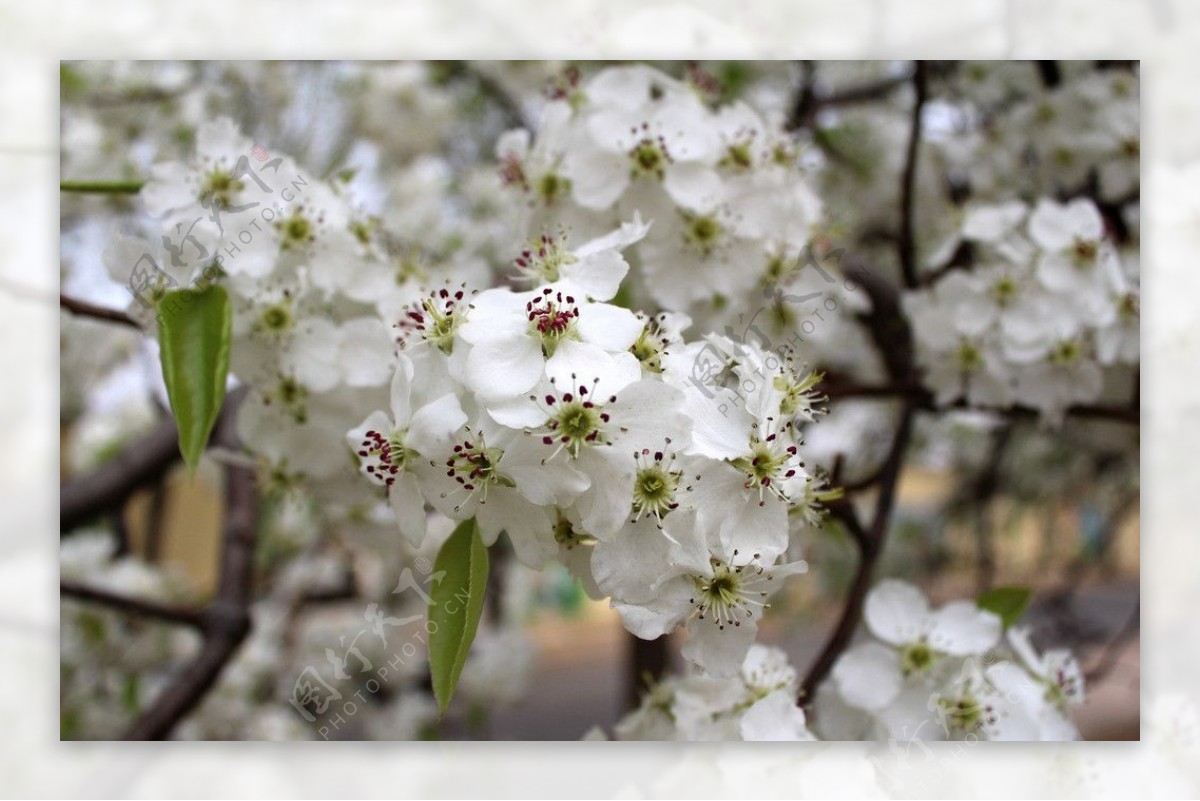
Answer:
[
  {"left": 427, "top": 518, "right": 489, "bottom": 716},
  {"left": 977, "top": 585, "right": 1033, "bottom": 629},
  {"left": 156, "top": 284, "right": 232, "bottom": 473}
]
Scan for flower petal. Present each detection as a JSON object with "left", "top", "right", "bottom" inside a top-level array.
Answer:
[{"left": 832, "top": 642, "right": 903, "bottom": 712}]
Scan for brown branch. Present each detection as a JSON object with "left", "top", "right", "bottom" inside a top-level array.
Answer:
[
  {"left": 1084, "top": 600, "right": 1139, "bottom": 684},
  {"left": 801, "top": 404, "right": 916, "bottom": 703},
  {"left": 801, "top": 255, "right": 919, "bottom": 704},
  {"left": 918, "top": 240, "right": 974, "bottom": 288},
  {"left": 785, "top": 61, "right": 818, "bottom": 131},
  {"left": 61, "top": 419, "right": 182, "bottom": 532},
  {"left": 61, "top": 388, "right": 248, "bottom": 532},
  {"left": 898, "top": 61, "right": 928, "bottom": 289},
  {"left": 819, "top": 71, "right": 914, "bottom": 108},
  {"left": 122, "top": 399, "right": 257, "bottom": 740},
  {"left": 824, "top": 380, "right": 1140, "bottom": 426},
  {"left": 788, "top": 67, "right": 915, "bottom": 130},
  {"left": 626, "top": 633, "right": 670, "bottom": 710},
  {"left": 1035, "top": 61, "right": 1062, "bottom": 89},
  {"left": 61, "top": 580, "right": 205, "bottom": 629},
  {"left": 60, "top": 292, "right": 140, "bottom": 330}
]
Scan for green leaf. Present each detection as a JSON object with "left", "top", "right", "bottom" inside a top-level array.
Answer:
[
  {"left": 977, "top": 585, "right": 1033, "bottom": 629},
  {"left": 427, "top": 518, "right": 489, "bottom": 717},
  {"left": 156, "top": 284, "right": 232, "bottom": 473}
]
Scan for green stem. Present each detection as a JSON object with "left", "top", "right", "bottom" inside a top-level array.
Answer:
[{"left": 60, "top": 179, "right": 144, "bottom": 194}]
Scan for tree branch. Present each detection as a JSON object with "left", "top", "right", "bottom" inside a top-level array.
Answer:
[
  {"left": 801, "top": 255, "right": 919, "bottom": 704},
  {"left": 626, "top": 633, "right": 670, "bottom": 710},
  {"left": 1035, "top": 60, "right": 1062, "bottom": 89},
  {"left": 61, "top": 580, "right": 205, "bottom": 629},
  {"left": 898, "top": 61, "right": 928, "bottom": 289},
  {"left": 61, "top": 419, "right": 183, "bottom": 532},
  {"left": 787, "top": 66, "right": 915, "bottom": 130},
  {"left": 801, "top": 403, "right": 916, "bottom": 702},
  {"left": 60, "top": 292, "right": 140, "bottom": 330},
  {"left": 122, "top": 398, "right": 258, "bottom": 740},
  {"left": 1084, "top": 600, "right": 1139, "bottom": 684},
  {"left": 61, "top": 388, "right": 248, "bottom": 533},
  {"left": 824, "top": 380, "right": 1140, "bottom": 426}
]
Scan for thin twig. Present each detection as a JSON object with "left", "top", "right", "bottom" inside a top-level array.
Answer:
[
  {"left": 61, "top": 580, "right": 205, "bottom": 630},
  {"left": 824, "top": 380, "right": 1140, "bottom": 426},
  {"left": 800, "top": 257, "right": 919, "bottom": 704},
  {"left": 898, "top": 61, "right": 928, "bottom": 289},
  {"left": 801, "top": 404, "right": 916, "bottom": 702},
  {"left": 787, "top": 67, "right": 915, "bottom": 130},
  {"left": 60, "top": 292, "right": 140, "bottom": 330}
]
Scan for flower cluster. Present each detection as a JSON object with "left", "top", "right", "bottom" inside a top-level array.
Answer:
[
  {"left": 611, "top": 644, "right": 816, "bottom": 741},
  {"left": 902, "top": 198, "right": 1139, "bottom": 421},
  {"left": 817, "top": 580, "right": 1084, "bottom": 741},
  {"left": 496, "top": 64, "right": 866, "bottom": 370},
  {"left": 346, "top": 217, "right": 829, "bottom": 675}
]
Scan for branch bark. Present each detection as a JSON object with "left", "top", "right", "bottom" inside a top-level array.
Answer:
[
  {"left": 122, "top": 397, "right": 258, "bottom": 740},
  {"left": 60, "top": 292, "right": 140, "bottom": 330},
  {"left": 824, "top": 379, "right": 1140, "bottom": 426},
  {"left": 898, "top": 61, "right": 928, "bottom": 289},
  {"left": 61, "top": 580, "right": 205, "bottom": 629},
  {"left": 61, "top": 388, "right": 248, "bottom": 533},
  {"left": 801, "top": 404, "right": 915, "bottom": 703},
  {"left": 800, "top": 256, "right": 919, "bottom": 704}
]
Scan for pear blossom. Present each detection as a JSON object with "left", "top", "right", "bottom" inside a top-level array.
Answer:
[
  {"left": 831, "top": 579, "right": 1002, "bottom": 712},
  {"left": 346, "top": 353, "right": 467, "bottom": 545}
]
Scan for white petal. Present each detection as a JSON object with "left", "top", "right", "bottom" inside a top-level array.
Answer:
[
  {"left": 498, "top": 437, "right": 590, "bottom": 507},
  {"left": 576, "top": 302, "right": 644, "bottom": 352},
  {"left": 388, "top": 472, "right": 427, "bottom": 547},
  {"left": 831, "top": 642, "right": 903, "bottom": 712},
  {"left": 140, "top": 162, "right": 195, "bottom": 216},
  {"left": 563, "top": 144, "right": 629, "bottom": 210},
  {"left": 612, "top": 576, "right": 693, "bottom": 640},
  {"left": 681, "top": 385, "right": 753, "bottom": 460},
  {"left": 406, "top": 393, "right": 468, "bottom": 456},
  {"left": 864, "top": 579, "right": 930, "bottom": 646},
  {"left": 592, "top": 518, "right": 675, "bottom": 604},
  {"left": 478, "top": 489, "right": 557, "bottom": 569},
  {"left": 740, "top": 690, "right": 815, "bottom": 741},
  {"left": 388, "top": 352, "right": 416, "bottom": 423},
  {"left": 287, "top": 318, "right": 341, "bottom": 393},
  {"left": 545, "top": 338, "right": 637, "bottom": 394},
  {"left": 927, "top": 601, "right": 1001, "bottom": 655},
  {"left": 347, "top": 410, "right": 393, "bottom": 455},
  {"left": 663, "top": 161, "right": 723, "bottom": 213},
  {"left": 465, "top": 335, "right": 544, "bottom": 399},
  {"left": 571, "top": 446, "right": 635, "bottom": 541},
  {"left": 562, "top": 250, "right": 629, "bottom": 302},
  {"left": 681, "top": 616, "right": 757, "bottom": 677},
  {"left": 457, "top": 288, "right": 527, "bottom": 345},
  {"left": 484, "top": 393, "right": 550, "bottom": 430},
  {"left": 572, "top": 213, "right": 652, "bottom": 259},
  {"left": 607, "top": 379, "right": 689, "bottom": 450}
]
